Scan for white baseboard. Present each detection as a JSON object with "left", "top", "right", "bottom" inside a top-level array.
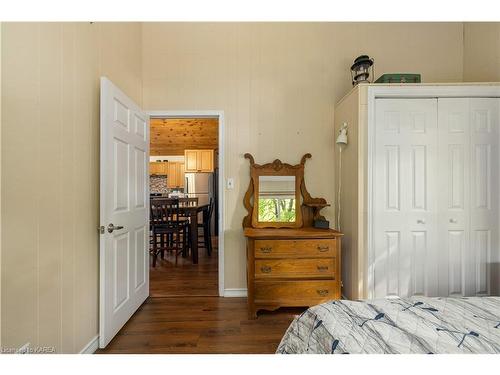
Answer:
[
  {"left": 223, "top": 288, "right": 248, "bottom": 297},
  {"left": 79, "top": 335, "right": 99, "bottom": 354}
]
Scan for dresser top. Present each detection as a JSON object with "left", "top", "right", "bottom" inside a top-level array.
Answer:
[{"left": 243, "top": 227, "right": 343, "bottom": 239}]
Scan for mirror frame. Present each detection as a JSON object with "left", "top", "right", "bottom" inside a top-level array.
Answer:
[{"left": 244, "top": 154, "right": 307, "bottom": 229}]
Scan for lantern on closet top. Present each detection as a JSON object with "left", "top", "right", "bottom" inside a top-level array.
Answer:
[{"left": 350, "top": 55, "right": 374, "bottom": 86}]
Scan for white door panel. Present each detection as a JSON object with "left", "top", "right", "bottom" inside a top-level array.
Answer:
[
  {"left": 100, "top": 77, "right": 149, "bottom": 348},
  {"left": 438, "top": 98, "right": 499, "bottom": 297},
  {"left": 437, "top": 98, "right": 471, "bottom": 296},
  {"left": 469, "top": 98, "right": 499, "bottom": 296},
  {"left": 373, "top": 99, "right": 438, "bottom": 298}
]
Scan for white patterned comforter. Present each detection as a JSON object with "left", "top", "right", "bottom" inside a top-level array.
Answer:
[{"left": 277, "top": 296, "right": 500, "bottom": 354}]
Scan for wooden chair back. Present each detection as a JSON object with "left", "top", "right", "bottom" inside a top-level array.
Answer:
[
  {"left": 207, "top": 197, "right": 214, "bottom": 223},
  {"left": 150, "top": 198, "right": 180, "bottom": 227},
  {"left": 179, "top": 197, "right": 198, "bottom": 206}
]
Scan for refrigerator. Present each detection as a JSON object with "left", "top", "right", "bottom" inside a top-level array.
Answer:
[{"left": 185, "top": 172, "right": 217, "bottom": 233}]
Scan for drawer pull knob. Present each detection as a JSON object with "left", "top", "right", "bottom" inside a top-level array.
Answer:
[
  {"left": 317, "top": 245, "right": 329, "bottom": 252},
  {"left": 260, "top": 246, "right": 272, "bottom": 253},
  {"left": 260, "top": 266, "right": 272, "bottom": 273},
  {"left": 317, "top": 265, "right": 329, "bottom": 271},
  {"left": 317, "top": 289, "right": 329, "bottom": 296}
]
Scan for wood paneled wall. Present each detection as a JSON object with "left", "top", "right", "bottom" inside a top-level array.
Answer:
[
  {"left": 150, "top": 118, "right": 218, "bottom": 155},
  {"left": 142, "top": 23, "right": 465, "bottom": 291},
  {"left": 1, "top": 22, "right": 142, "bottom": 354}
]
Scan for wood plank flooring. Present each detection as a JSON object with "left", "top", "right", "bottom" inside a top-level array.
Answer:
[
  {"left": 150, "top": 238, "right": 218, "bottom": 297},
  {"left": 97, "top": 297, "right": 304, "bottom": 354},
  {"left": 99, "top": 236, "right": 303, "bottom": 353}
]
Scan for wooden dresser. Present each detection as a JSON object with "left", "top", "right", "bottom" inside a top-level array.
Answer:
[
  {"left": 244, "top": 227, "right": 342, "bottom": 318},
  {"left": 242, "top": 153, "right": 343, "bottom": 319}
]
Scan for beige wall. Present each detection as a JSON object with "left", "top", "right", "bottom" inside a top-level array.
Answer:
[
  {"left": 142, "top": 22, "right": 465, "bottom": 290},
  {"left": 1, "top": 22, "right": 142, "bottom": 353},
  {"left": 464, "top": 23, "right": 500, "bottom": 82},
  {"left": 0, "top": 22, "right": 3, "bottom": 349},
  {"left": 3, "top": 22, "right": 488, "bottom": 353}
]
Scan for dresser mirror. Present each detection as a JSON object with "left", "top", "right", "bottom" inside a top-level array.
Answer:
[
  {"left": 242, "top": 154, "right": 305, "bottom": 228},
  {"left": 257, "top": 175, "right": 297, "bottom": 223}
]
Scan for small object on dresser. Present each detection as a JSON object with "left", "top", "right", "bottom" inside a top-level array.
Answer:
[
  {"left": 375, "top": 73, "right": 421, "bottom": 83},
  {"left": 313, "top": 219, "right": 330, "bottom": 229}
]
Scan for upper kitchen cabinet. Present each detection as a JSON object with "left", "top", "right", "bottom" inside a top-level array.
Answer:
[
  {"left": 185, "top": 150, "right": 199, "bottom": 171},
  {"left": 167, "top": 162, "right": 185, "bottom": 188},
  {"left": 184, "top": 149, "right": 214, "bottom": 172},
  {"left": 149, "top": 161, "right": 168, "bottom": 175}
]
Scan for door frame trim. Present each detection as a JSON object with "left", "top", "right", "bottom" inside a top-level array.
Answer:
[
  {"left": 366, "top": 84, "right": 500, "bottom": 299},
  {"left": 147, "top": 110, "right": 225, "bottom": 296}
]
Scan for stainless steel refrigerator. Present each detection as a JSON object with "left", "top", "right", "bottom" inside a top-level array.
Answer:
[{"left": 185, "top": 172, "right": 217, "bottom": 233}]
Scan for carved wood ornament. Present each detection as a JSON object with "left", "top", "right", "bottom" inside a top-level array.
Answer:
[{"left": 242, "top": 153, "right": 330, "bottom": 229}]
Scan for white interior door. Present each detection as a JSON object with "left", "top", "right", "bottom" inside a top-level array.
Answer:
[
  {"left": 437, "top": 98, "right": 499, "bottom": 297},
  {"left": 468, "top": 98, "right": 499, "bottom": 296},
  {"left": 437, "top": 98, "right": 471, "bottom": 296},
  {"left": 99, "top": 77, "right": 149, "bottom": 348},
  {"left": 372, "top": 99, "right": 438, "bottom": 298}
]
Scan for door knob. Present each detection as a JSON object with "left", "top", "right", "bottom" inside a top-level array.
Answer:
[
  {"left": 449, "top": 218, "right": 458, "bottom": 224},
  {"left": 416, "top": 219, "right": 425, "bottom": 224},
  {"left": 107, "top": 223, "right": 124, "bottom": 233}
]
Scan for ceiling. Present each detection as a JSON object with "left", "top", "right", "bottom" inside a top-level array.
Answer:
[{"left": 150, "top": 117, "right": 219, "bottom": 156}]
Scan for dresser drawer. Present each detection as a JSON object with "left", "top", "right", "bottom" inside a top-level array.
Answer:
[
  {"left": 255, "top": 258, "right": 335, "bottom": 279},
  {"left": 254, "top": 280, "right": 339, "bottom": 305},
  {"left": 254, "top": 239, "right": 336, "bottom": 258}
]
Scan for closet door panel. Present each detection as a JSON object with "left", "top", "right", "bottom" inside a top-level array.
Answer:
[
  {"left": 437, "top": 98, "right": 470, "bottom": 296},
  {"left": 373, "top": 99, "right": 438, "bottom": 298},
  {"left": 438, "top": 98, "right": 499, "bottom": 296},
  {"left": 469, "top": 98, "right": 499, "bottom": 296}
]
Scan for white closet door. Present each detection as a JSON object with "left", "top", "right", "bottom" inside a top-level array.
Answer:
[
  {"left": 437, "top": 99, "right": 471, "bottom": 296},
  {"left": 469, "top": 98, "right": 499, "bottom": 296},
  {"left": 438, "top": 98, "right": 499, "bottom": 297},
  {"left": 372, "top": 99, "right": 438, "bottom": 298}
]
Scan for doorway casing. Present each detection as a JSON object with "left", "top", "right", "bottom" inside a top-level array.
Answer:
[{"left": 148, "top": 110, "right": 225, "bottom": 296}]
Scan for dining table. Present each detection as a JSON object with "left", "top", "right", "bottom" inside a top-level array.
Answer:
[
  {"left": 150, "top": 197, "right": 210, "bottom": 264},
  {"left": 177, "top": 201, "right": 210, "bottom": 264}
]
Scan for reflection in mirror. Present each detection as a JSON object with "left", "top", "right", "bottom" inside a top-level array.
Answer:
[{"left": 258, "top": 176, "right": 296, "bottom": 222}]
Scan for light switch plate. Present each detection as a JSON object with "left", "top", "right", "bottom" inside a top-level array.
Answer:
[{"left": 226, "top": 178, "right": 234, "bottom": 189}]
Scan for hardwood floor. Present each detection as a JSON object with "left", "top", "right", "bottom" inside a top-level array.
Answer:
[
  {"left": 98, "top": 236, "right": 302, "bottom": 354},
  {"left": 150, "top": 237, "right": 218, "bottom": 297},
  {"left": 97, "top": 296, "right": 304, "bottom": 354}
]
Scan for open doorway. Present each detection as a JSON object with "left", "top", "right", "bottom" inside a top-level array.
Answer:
[{"left": 148, "top": 114, "right": 223, "bottom": 297}]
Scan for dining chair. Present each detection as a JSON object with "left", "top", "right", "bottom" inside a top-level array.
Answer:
[
  {"left": 150, "top": 198, "right": 189, "bottom": 266},
  {"left": 179, "top": 197, "right": 198, "bottom": 206},
  {"left": 198, "top": 197, "right": 214, "bottom": 256}
]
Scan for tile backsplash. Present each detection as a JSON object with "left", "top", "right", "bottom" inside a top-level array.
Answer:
[
  {"left": 150, "top": 175, "right": 168, "bottom": 193},
  {"left": 150, "top": 175, "right": 184, "bottom": 194}
]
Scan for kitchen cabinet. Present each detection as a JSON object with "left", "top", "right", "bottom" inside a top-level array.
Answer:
[
  {"left": 184, "top": 149, "right": 214, "bottom": 172},
  {"left": 167, "top": 162, "right": 185, "bottom": 189},
  {"left": 185, "top": 150, "right": 198, "bottom": 171},
  {"left": 149, "top": 161, "right": 168, "bottom": 175}
]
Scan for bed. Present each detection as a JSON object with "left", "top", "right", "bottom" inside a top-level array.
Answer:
[{"left": 277, "top": 296, "right": 500, "bottom": 354}]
